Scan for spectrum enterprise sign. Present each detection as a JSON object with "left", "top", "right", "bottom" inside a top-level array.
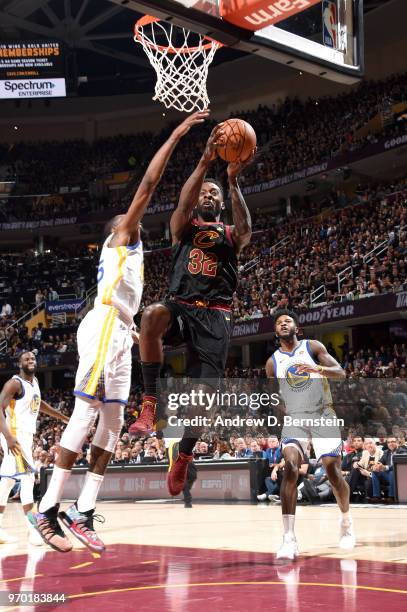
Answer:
[
  {"left": 0, "top": 78, "right": 66, "bottom": 98},
  {"left": 0, "top": 41, "right": 66, "bottom": 99}
]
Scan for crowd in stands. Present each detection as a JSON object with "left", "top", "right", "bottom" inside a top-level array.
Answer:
[
  {"left": 0, "top": 176, "right": 406, "bottom": 370},
  {"left": 24, "top": 403, "right": 407, "bottom": 505},
  {"left": 0, "top": 132, "right": 152, "bottom": 194},
  {"left": 0, "top": 247, "right": 92, "bottom": 317},
  {"left": 132, "top": 176, "right": 407, "bottom": 316},
  {"left": 0, "top": 72, "right": 406, "bottom": 224},
  {"left": 233, "top": 180, "right": 407, "bottom": 318}
]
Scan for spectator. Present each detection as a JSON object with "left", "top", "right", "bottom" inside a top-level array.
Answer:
[
  {"left": 48, "top": 287, "right": 59, "bottom": 301},
  {"left": 347, "top": 438, "right": 383, "bottom": 499},
  {"left": 213, "top": 440, "right": 234, "bottom": 460},
  {"left": 0, "top": 302, "right": 12, "bottom": 318},
  {"left": 342, "top": 435, "right": 365, "bottom": 501},
  {"left": 35, "top": 289, "right": 45, "bottom": 306},
  {"left": 259, "top": 436, "right": 283, "bottom": 501},
  {"left": 370, "top": 437, "right": 407, "bottom": 503},
  {"left": 235, "top": 438, "right": 253, "bottom": 458}
]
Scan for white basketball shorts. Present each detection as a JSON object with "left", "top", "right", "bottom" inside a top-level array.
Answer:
[
  {"left": 281, "top": 406, "right": 343, "bottom": 460},
  {"left": 74, "top": 305, "right": 133, "bottom": 406}
]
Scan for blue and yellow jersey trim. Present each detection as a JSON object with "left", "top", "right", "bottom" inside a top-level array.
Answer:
[
  {"left": 82, "top": 306, "right": 118, "bottom": 397},
  {"left": 7, "top": 399, "right": 32, "bottom": 476}
]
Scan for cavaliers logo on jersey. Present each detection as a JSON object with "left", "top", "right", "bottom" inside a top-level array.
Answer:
[
  {"left": 193, "top": 230, "right": 219, "bottom": 249},
  {"left": 285, "top": 364, "right": 311, "bottom": 392},
  {"left": 30, "top": 394, "right": 41, "bottom": 414}
]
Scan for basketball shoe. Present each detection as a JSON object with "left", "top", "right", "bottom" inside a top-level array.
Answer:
[
  {"left": 129, "top": 396, "right": 167, "bottom": 435},
  {"left": 167, "top": 441, "right": 193, "bottom": 496},
  {"left": 58, "top": 503, "right": 105, "bottom": 553},
  {"left": 339, "top": 517, "right": 355, "bottom": 549},
  {"left": 28, "top": 505, "right": 72, "bottom": 553},
  {"left": 276, "top": 534, "right": 299, "bottom": 561}
]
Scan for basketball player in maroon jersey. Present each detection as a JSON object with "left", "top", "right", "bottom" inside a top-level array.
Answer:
[{"left": 132, "top": 124, "right": 255, "bottom": 495}]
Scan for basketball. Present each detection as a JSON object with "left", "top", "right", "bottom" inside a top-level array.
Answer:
[{"left": 216, "top": 118, "right": 257, "bottom": 163}]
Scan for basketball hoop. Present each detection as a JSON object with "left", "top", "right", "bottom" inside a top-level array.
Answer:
[{"left": 134, "top": 15, "right": 222, "bottom": 113}]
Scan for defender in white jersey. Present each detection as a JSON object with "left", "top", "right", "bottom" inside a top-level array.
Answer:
[
  {"left": 30, "top": 110, "right": 210, "bottom": 554},
  {"left": 73, "top": 233, "right": 144, "bottom": 406},
  {"left": 266, "top": 310, "right": 355, "bottom": 561},
  {"left": 0, "top": 351, "right": 69, "bottom": 545}
]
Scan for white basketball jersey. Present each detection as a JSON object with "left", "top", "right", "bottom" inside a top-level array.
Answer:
[
  {"left": 272, "top": 340, "right": 332, "bottom": 414},
  {"left": 94, "top": 234, "right": 144, "bottom": 325},
  {"left": 6, "top": 375, "right": 41, "bottom": 434}
]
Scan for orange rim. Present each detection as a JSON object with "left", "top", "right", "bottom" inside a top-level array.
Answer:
[{"left": 134, "top": 15, "right": 222, "bottom": 54}]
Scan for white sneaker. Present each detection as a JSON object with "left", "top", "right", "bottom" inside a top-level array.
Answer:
[
  {"left": 257, "top": 493, "right": 268, "bottom": 501},
  {"left": 276, "top": 534, "right": 299, "bottom": 560},
  {"left": 339, "top": 518, "right": 356, "bottom": 550},
  {"left": 28, "top": 525, "right": 45, "bottom": 547},
  {"left": 0, "top": 527, "right": 17, "bottom": 544},
  {"left": 268, "top": 494, "right": 279, "bottom": 502}
]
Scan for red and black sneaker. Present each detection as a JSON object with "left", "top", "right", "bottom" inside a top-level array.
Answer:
[
  {"left": 129, "top": 396, "right": 157, "bottom": 435},
  {"left": 58, "top": 503, "right": 105, "bottom": 553},
  {"left": 167, "top": 441, "right": 193, "bottom": 496}
]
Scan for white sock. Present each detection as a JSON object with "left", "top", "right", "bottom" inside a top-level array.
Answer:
[
  {"left": 341, "top": 511, "right": 351, "bottom": 524},
  {"left": 39, "top": 466, "right": 72, "bottom": 513},
  {"left": 76, "top": 472, "right": 104, "bottom": 513},
  {"left": 282, "top": 514, "right": 296, "bottom": 537}
]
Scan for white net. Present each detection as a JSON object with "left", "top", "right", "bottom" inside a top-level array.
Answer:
[{"left": 134, "top": 18, "right": 221, "bottom": 113}]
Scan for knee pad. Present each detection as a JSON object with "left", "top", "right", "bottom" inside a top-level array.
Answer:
[
  {"left": 92, "top": 403, "right": 124, "bottom": 453},
  {"left": 60, "top": 397, "right": 100, "bottom": 454},
  {"left": 19, "top": 473, "right": 35, "bottom": 506},
  {"left": 0, "top": 477, "right": 15, "bottom": 506}
]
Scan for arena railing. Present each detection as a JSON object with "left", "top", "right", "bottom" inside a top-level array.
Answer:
[
  {"left": 310, "top": 285, "right": 326, "bottom": 306},
  {"left": 337, "top": 222, "right": 405, "bottom": 294}
]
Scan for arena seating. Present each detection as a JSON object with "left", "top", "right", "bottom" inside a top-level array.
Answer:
[
  {"left": 1, "top": 178, "right": 405, "bottom": 369},
  {"left": 0, "top": 72, "right": 406, "bottom": 223}
]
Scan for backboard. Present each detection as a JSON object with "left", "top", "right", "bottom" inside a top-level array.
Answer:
[{"left": 128, "top": 0, "right": 364, "bottom": 84}]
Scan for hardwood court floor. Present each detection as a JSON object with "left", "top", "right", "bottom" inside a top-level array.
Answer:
[{"left": 1, "top": 501, "right": 407, "bottom": 611}]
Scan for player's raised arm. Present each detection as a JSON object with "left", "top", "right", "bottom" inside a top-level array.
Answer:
[
  {"left": 111, "top": 110, "right": 210, "bottom": 247},
  {"left": 0, "top": 378, "right": 22, "bottom": 455},
  {"left": 228, "top": 152, "right": 255, "bottom": 253},
  {"left": 170, "top": 123, "right": 225, "bottom": 244},
  {"left": 296, "top": 340, "right": 346, "bottom": 380},
  {"left": 40, "top": 399, "right": 70, "bottom": 425}
]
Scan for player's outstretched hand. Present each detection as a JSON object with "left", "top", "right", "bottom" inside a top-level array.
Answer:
[
  {"left": 172, "top": 109, "right": 211, "bottom": 139},
  {"left": 5, "top": 434, "right": 22, "bottom": 456},
  {"left": 227, "top": 147, "right": 257, "bottom": 180},
  {"left": 202, "top": 123, "right": 225, "bottom": 163}
]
